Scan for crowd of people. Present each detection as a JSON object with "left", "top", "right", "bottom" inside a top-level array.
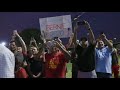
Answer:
[{"left": 0, "top": 20, "right": 119, "bottom": 78}]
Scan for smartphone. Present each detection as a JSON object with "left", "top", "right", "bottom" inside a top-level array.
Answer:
[
  {"left": 100, "top": 32, "right": 104, "bottom": 34},
  {"left": 54, "top": 37, "right": 58, "bottom": 41}
]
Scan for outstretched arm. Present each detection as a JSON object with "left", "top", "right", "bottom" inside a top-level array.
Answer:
[
  {"left": 55, "top": 37, "right": 67, "bottom": 50},
  {"left": 29, "top": 37, "right": 38, "bottom": 49},
  {"left": 55, "top": 41, "right": 71, "bottom": 62},
  {"left": 100, "top": 33, "right": 113, "bottom": 50},
  {"left": 84, "top": 21, "right": 96, "bottom": 45},
  {"left": 73, "top": 22, "right": 79, "bottom": 47},
  {"left": 14, "top": 30, "right": 27, "bottom": 53},
  {"left": 66, "top": 33, "right": 75, "bottom": 49}
]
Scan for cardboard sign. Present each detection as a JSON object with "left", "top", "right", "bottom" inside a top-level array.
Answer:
[{"left": 39, "top": 15, "right": 73, "bottom": 39}]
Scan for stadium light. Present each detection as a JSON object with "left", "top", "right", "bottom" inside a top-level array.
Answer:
[
  {"left": 1, "top": 42, "right": 6, "bottom": 46},
  {"left": 114, "top": 38, "right": 116, "bottom": 40}
]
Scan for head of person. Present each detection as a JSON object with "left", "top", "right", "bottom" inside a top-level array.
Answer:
[
  {"left": 80, "top": 37, "right": 88, "bottom": 48},
  {"left": 29, "top": 46, "right": 38, "bottom": 55},
  {"left": 9, "top": 41, "right": 17, "bottom": 52},
  {"left": 46, "top": 40, "right": 58, "bottom": 53},
  {"left": 17, "top": 47, "right": 22, "bottom": 53},
  {"left": 97, "top": 39, "right": 105, "bottom": 49}
]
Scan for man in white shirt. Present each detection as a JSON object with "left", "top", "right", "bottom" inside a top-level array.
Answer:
[{"left": 0, "top": 44, "right": 15, "bottom": 78}]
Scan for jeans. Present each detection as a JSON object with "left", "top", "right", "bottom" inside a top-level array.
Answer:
[{"left": 96, "top": 72, "right": 112, "bottom": 78}]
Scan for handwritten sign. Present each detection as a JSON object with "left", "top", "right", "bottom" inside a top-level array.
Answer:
[{"left": 39, "top": 15, "right": 73, "bottom": 39}]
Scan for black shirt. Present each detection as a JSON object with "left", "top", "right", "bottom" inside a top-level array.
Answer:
[
  {"left": 75, "top": 44, "right": 96, "bottom": 72},
  {"left": 27, "top": 57, "right": 43, "bottom": 76}
]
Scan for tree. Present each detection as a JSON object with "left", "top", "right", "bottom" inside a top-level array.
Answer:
[{"left": 16, "top": 28, "right": 42, "bottom": 48}]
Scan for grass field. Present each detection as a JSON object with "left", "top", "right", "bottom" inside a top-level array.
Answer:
[
  {"left": 66, "top": 62, "right": 72, "bottom": 78},
  {"left": 118, "top": 56, "right": 120, "bottom": 65},
  {"left": 113, "top": 55, "right": 120, "bottom": 77},
  {"left": 66, "top": 55, "right": 120, "bottom": 78}
]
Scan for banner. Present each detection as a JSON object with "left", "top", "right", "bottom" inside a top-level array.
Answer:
[{"left": 39, "top": 15, "right": 73, "bottom": 39}]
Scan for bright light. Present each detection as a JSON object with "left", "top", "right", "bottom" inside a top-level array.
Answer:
[
  {"left": 114, "top": 38, "right": 116, "bottom": 40},
  {"left": 76, "top": 40, "right": 79, "bottom": 43},
  {"left": 1, "top": 42, "right": 6, "bottom": 46}
]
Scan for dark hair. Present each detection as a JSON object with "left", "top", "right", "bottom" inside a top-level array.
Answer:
[
  {"left": 10, "top": 40, "right": 16, "bottom": 43},
  {"left": 80, "top": 37, "right": 88, "bottom": 41}
]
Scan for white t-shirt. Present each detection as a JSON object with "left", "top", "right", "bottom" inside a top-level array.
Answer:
[{"left": 0, "top": 45, "right": 15, "bottom": 78}]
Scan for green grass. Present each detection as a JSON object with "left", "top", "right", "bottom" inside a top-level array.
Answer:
[
  {"left": 66, "top": 56, "right": 120, "bottom": 78},
  {"left": 112, "top": 55, "right": 120, "bottom": 78},
  {"left": 118, "top": 55, "right": 120, "bottom": 65},
  {"left": 66, "top": 62, "right": 72, "bottom": 78},
  {"left": 66, "top": 55, "right": 120, "bottom": 78}
]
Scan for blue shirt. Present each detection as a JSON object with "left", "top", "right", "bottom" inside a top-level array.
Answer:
[{"left": 95, "top": 46, "right": 113, "bottom": 74}]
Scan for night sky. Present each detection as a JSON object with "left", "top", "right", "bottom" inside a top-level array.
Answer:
[{"left": 0, "top": 12, "right": 120, "bottom": 44}]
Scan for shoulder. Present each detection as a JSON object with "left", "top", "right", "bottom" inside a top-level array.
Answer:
[
  {"left": 76, "top": 44, "right": 82, "bottom": 49},
  {"left": 45, "top": 53, "right": 49, "bottom": 56},
  {"left": 3, "top": 46, "right": 14, "bottom": 57},
  {"left": 113, "top": 48, "right": 117, "bottom": 52},
  {"left": 100, "top": 46, "right": 113, "bottom": 54},
  {"left": 105, "top": 46, "right": 113, "bottom": 51},
  {"left": 57, "top": 51, "right": 64, "bottom": 57},
  {"left": 45, "top": 53, "right": 52, "bottom": 58},
  {"left": 88, "top": 43, "right": 96, "bottom": 48}
]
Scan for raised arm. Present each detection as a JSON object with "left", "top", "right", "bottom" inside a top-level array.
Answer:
[
  {"left": 66, "top": 33, "right": 75, "bottom": 49},
  {"left": 55, "top": 37, "right": 67, "bottom": 50},
  {"left": 14, "top": 30, "right": 27, "bottom": 53},
  {"left": 100, "top": 33, "right": 113, "bottom": 50},
  {"left": 84, "top": 21, "right": 96, "bottom": 45},
  {"left": 73, "top": 22, "right": 79, "bottom": 47},
  {"left": 29, "top": 37, "right": 39, "bottom": 49},
  {"left": 55, "top": 41, "right": 71, "bottom": 62},
  {"left": 11, "top": 35, "right": 16, "bottom": 41}
]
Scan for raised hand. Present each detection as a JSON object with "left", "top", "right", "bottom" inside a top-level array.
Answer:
[
  {"left": 70, "top": 33, "right": 74, "bottom": 39},
  {"left": 84, "top": 20, "right": 91, "bottom": 29},
  {"left": 99, "top": 33, "right": 106, "bottom": 40},
  {"left": 32, "top": 37, "right": 36, "bottom": 42},
  {"left": 13, "top": 30, "right": 19, "bottom": 36},
  {"left": 30, "top": 37, "right": 33, "bottom": 44}
]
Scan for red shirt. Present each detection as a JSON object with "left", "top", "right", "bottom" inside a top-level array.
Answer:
[
  {"left": 45, "top": 51, "right": 68, "bottom": 78},
  {"left": 15, "top": 67, "right": 28, "bottom": 78}
]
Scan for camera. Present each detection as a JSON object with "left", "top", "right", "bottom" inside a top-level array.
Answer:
[
  {"left": 100, "top": 32, "right": 104, "bottom": 35},
  {"left": 54, "top": 37, "right": 58, "bottom": 41},
  {"left": 77, "top": 21, "right": 86, "bottom": 25}
]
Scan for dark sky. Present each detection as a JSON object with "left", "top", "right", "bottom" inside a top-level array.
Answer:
[{"left": 0, "top": 12, "right": 120, "bottom": 44}]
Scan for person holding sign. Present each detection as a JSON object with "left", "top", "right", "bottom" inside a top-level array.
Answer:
[{"left": 44, "top": 40, "right": 71, "bottom": 78}]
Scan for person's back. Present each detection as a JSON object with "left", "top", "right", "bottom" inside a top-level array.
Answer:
[{"left": 0, "top": 44, "right": 15, "bottom": 78}]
